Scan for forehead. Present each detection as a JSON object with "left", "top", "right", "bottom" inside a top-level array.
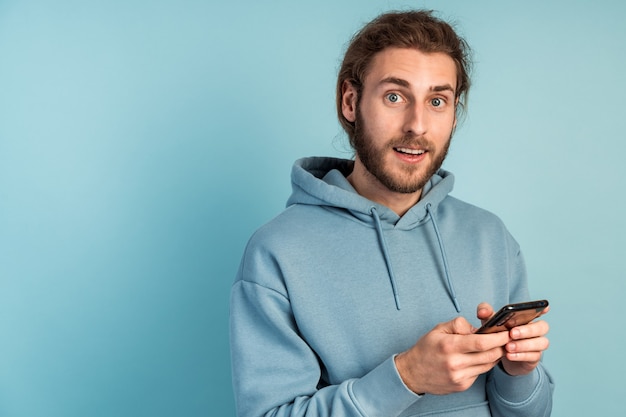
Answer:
[{"left": 364, "top": 47, "right": 457, "bottom": 91}]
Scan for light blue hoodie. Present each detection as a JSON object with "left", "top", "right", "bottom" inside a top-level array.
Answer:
[{"left": 230, "top": 157, "right": 554, "bottom": 417}]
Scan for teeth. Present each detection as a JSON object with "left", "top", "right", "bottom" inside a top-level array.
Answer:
[{"left": 396, "top": 147, "right": 425, "bottom": 155}]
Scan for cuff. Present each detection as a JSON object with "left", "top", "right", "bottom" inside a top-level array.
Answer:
[
  {"left": 351, "top": 355, "right": 420, "bottom": 415},
  {"left": 490, "top": 363, "right": 541, "bottom": 403}
]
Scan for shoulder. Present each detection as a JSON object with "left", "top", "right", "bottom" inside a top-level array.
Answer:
[
  {"left": 236, "top": 204, "right": 328, "bottom": 288},
  {"left": 248, "top": 204, "right": 323, "bottom": 248},
  {"left": 441, "top": 195, "right": 505, "bottom": 224},
  {"left": 439, "top": 195, "right": 519, "bottom": 249}
]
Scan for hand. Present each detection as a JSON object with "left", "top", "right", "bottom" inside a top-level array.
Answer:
[
  {"left": 476, "top": 303, "right": 550, "bottom": 376},
  {"left": 395, "top": 316, "right": 510, "bottom": 395}
]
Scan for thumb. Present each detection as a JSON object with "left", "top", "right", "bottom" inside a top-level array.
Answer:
[
  {"left": 442, "top": 316, "right": 474, "bottom": 335},
  {"left": 477, "top": 302, "right": 494, "bottom": 322}
]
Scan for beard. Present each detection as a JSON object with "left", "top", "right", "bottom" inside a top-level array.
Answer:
[{"left": 352, "top": 108, "right": 452, "bottom": 194}]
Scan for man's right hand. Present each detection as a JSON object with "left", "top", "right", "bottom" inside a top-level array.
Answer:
[{"left": 394, "top": 316, "right": 510, "bottom": 395}]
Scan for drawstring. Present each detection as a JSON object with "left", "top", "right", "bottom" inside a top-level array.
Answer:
[
  {"left": 426, "top": 203, "right": 461, "bottom": 313},
  {"left": 370, "top": 205, "right": 461, "bottom": 313},
  {"left": 370, "top": 207, "right": 401, "bottom": 310}
]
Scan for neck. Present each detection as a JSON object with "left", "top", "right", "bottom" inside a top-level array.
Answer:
[{"left": 347, "top": 159, "right": 422, "bottom": 217}]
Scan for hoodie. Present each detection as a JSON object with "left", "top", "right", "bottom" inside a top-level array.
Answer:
[{"left": 230, "top": 157, "right": 554, "bottom": 417}]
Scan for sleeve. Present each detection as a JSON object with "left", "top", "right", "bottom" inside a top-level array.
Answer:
[
  {"left": 485, "top": 246, "right": 555, "bottom": 417},
  {"left": 486, "top": 363, "right": 554, "bottom": 417},
  {"left": 229, "top": 240, "right": 420, "bottom": 417}
]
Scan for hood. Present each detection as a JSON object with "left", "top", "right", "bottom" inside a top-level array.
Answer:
[
  {"left": 287, "top": 156, "right": 455, "bottom": 230},
  {"left": 286, "top": 157, "right": 461, "bottom": 312}
]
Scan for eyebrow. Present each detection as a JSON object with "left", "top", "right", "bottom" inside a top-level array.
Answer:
[
  {"left": 431, "top": 84, "right": 455, "bottom": 94},
  {"left": 379, "top": 77, "right": 455, "bottom": 94},
  {"left": 379, "top": 77, "right": 410, "bottom": 88},
  {"left": 378, "top": 77, "right": 411, "bottom": 88}
]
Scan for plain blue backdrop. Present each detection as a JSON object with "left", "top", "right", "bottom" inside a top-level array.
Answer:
[{"left": 1, "top": 0, "right": 624, "bottom": 416}]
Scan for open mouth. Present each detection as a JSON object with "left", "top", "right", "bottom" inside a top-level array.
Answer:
[{"left": 394, "top": 147, "right": 426, "bottom": 156}]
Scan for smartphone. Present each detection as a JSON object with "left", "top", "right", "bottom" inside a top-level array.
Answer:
[{"left": 476, "top": 300, "right": 549, "bottom": 334}]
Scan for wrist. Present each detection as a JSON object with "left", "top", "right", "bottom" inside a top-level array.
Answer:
[{"left": 394, "top": 352, "right": 425, "bottom": 395}]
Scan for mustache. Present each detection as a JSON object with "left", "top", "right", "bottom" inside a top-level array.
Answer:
[{"left": 387, "top": 133, "right": 432, "bottom": 149}]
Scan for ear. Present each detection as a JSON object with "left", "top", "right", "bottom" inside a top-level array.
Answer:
[{"left": 341, "top": 80, "right": 357, "bottom": 123}]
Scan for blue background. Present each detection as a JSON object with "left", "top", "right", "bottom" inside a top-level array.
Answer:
[{"left": 1, "top": 0, "right": 624, "bottom": 416}]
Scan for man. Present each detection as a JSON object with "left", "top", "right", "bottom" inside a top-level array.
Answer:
[{"left": 230, "top": 10, "right": 554, "bottom": 417}]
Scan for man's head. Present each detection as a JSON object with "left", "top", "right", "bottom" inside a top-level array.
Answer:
[
  {"left": 336, "top": 10, "right": 472, "bottom": 148},
  {"left": 336, "top": 10, "right": 472, "bottom": 200}
]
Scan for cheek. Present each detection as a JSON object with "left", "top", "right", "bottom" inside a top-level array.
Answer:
[
  {"left": 367, "top": 109, "right": 403, "bottom": 135},
  {"left": 432, "top": 113, "right": 456, "bottom": 136},
  {"left": 358, "top": 106, "right": 385, "bottom": 134}
]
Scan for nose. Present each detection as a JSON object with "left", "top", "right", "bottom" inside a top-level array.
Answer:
[{"left": 403, "top": 103, "right": 428, "bottom": 136}]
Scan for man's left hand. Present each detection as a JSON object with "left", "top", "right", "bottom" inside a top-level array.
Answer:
[{"left": 476, "top": 302, "right": 550, "bottom": 376}]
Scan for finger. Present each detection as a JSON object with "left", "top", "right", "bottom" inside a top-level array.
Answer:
[
  {"left": 464, "top": 332, "right": 511, "bottom": 354},
  {"left": 440, "top": 347, "right": 504, "bottom": 391},
  {"left": 445, "top": 316, "right": 475, "bottom": 335},
  {"left": 471, "top": 346, "right": 506, "bottom": 366},
  {"left": 476, "top": 302, "right": 494, "bottom": 321},
  {"left": 506, "top": 336, "right": 550, "bottom": 356},
  {"left": 504, "top": 350, "right": 543, "bottom": 364},
  {"left": 500, "top": 356, "right": 542, "bottom": 376},
  {"left": 510, "top": 320, "right": 550, "bottom": 340},
  {"left": 461, "top": 348, "right": 505, "bottom": 376}
]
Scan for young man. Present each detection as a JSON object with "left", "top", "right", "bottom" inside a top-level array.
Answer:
[{"left": 230, "top": 10, "right": 554, "bottom": 417}]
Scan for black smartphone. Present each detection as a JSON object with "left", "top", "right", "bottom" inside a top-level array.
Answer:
[{"left": 475, "top": 300, "right": 549, "bottom": 334}]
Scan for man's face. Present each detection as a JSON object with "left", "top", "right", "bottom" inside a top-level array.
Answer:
[{"left": 343, "top": 47, "right": 458, "bottom": 194}]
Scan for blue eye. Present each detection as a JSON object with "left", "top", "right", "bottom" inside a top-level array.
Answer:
[
  {"left": 387, "top": 93, "right": 401, "bottom": 103},
  {"left": 431, "top": 98, "right": 443, "bottom": 107}
]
